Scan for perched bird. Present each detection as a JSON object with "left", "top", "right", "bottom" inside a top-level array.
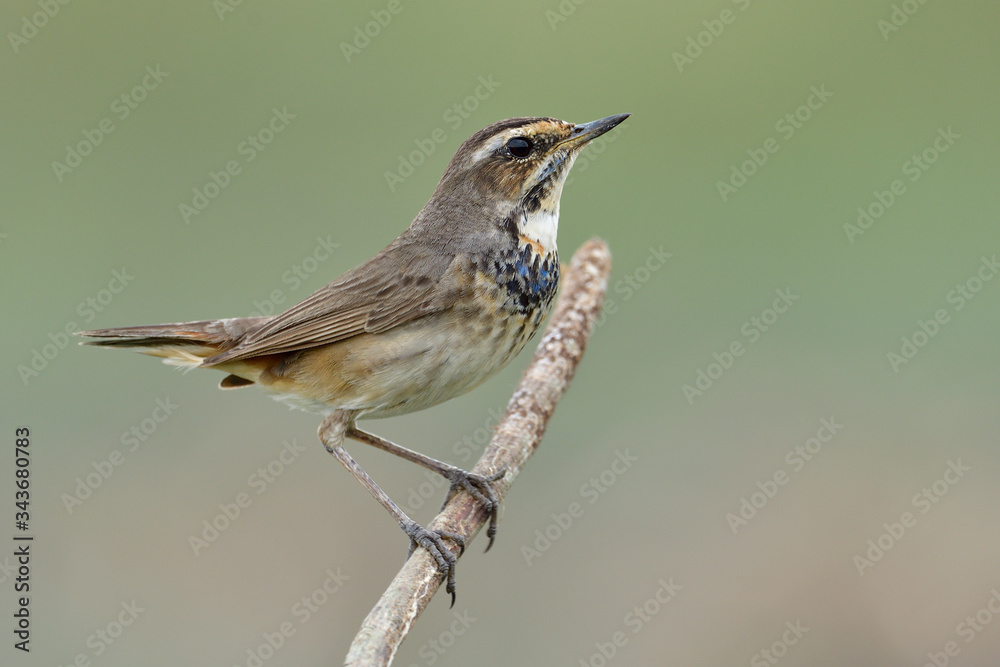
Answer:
[{"left": 79, "top": 113, "right": 630, "bottom": 602}]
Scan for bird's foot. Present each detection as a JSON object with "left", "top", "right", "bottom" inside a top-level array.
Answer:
[
  {"left": 402, "top": 520, "right": 465, "bottom": 607},
  {"left": 440, "top": 466, "right": 506, "bottom": 551}
]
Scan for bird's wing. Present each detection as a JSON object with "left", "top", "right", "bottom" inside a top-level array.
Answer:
[{"left": 203, "top": 240, "right": 458, "bottom": 365}]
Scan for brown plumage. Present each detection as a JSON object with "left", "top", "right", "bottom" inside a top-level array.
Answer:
[{"left": 79, "top": 113, "right": 630, "bottom": 602}]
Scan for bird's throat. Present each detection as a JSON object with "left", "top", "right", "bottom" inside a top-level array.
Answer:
[{"left": 517, "top": 205, "right": 559, "bottom": 257}]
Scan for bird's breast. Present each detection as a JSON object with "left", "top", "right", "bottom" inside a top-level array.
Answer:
[{"left": 482, "top": 243, "right": 560, "bottom": 319}]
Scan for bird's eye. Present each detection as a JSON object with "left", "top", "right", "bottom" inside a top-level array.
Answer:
[{"left": 506, "top": 137, "right": 532, "bottom": 158}]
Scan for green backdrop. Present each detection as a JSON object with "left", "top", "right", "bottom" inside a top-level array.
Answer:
[{"left": 3, "top": 1, "right": 999, "bottom": 665}]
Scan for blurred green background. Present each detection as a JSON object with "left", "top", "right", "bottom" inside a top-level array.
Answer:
[{"left": 4, "top": 1, "right": 1000, "bottom": 665}]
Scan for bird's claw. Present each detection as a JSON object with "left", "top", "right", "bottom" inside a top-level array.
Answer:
[
  {"left": 440, "top": 466, "right": 505, "bottom": 552},
  {"left": 403, "top": 521, "right": 465, "bottom": 607}
]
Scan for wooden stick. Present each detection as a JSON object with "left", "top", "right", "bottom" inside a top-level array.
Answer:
[{"left": 344, "top": 238, "right": 612, "bottom": 666}]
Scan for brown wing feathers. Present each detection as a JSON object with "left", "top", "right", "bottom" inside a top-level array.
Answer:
[{"left": 202, "top": 241, "right": 457, "bottom": 366}]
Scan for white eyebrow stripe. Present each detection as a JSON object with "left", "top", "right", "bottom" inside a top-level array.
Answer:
[{"left": 471, "top": 134, "right": 508, "bottom": 163}]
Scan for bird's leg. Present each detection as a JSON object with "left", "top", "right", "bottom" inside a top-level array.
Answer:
[
  {"left": 347, "top": 425, "right": 505, "bottom": 551},
  {"left": 318, "top": 412, "right": 465, "bottom": 605}
]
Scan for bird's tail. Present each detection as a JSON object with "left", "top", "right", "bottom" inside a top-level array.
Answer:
[{"left": 77, "top": 317, "right": 269, "bottom": 378}]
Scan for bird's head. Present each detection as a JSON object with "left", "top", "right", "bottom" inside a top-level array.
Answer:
[{"left": 418, "top": 114, "right": 630, "bottom": 255}]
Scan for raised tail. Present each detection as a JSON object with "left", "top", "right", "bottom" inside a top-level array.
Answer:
[{"left": 77, "top": 317, "right": 270, "bottom": 385}]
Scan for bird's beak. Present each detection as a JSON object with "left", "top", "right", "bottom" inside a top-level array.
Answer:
[{"left": 559, "top": 113, "right": 631, "bottom": 150}]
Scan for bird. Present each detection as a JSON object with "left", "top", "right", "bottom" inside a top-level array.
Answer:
[{"left": 78, "top": 113, "right": 630, "bottom": 602}]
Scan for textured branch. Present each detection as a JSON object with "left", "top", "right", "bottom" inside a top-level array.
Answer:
[{"left": 344, "top": 238, "right": 612, "bottom": 666}]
